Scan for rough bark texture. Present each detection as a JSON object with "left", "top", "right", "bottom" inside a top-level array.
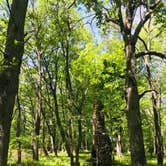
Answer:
[
  {"left": 92, "top": 100, "right": 112, "bottom": 166},
  {"left": 0, "top": 0, "right": 28, "bottom": 165},
  {"left": 125, "top": 44, "right": 146, "bottom": 166}
]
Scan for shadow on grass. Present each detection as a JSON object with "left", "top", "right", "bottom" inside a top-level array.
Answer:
[{"left": 8, "top": 161, "right": 44, "bottom": 166}]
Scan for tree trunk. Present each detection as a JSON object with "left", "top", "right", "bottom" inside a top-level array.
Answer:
[
  {"left": 42, "top": 120, "right": 49, "bottom": 157},
  {"left": 43, "top": 57, "right": 73, "bottom": 160},
  {"left": 50, "top": 133, "right": 58, "bottom": 156},
  {"left": 153, "top": 95, "right": 163, "bottom": 166},
  {"left": 0, "top": 0, "right": 28, "bottom": 165},
  {"left": 16, "top": 95, "right": 22, "bottom": 166},
  {"left": 92, "top": 100, "right": 112, "bottom": 166},
  {"left": 33, "top": 50, "right": 42, "bottom": 160},
  {"left": 145, "top": 58, "right": 163, "bottom": 166},
  {"left": 125, "top": 43, "right": 146, "bottom": 166},
  {"left": 63, "top": 35, "right": 74, "bottom": 166},
  {"left": 75, "top": 112, "right": 82, "bottom": 166},
  {"left": 116, "top": 128, "right": 122, "bottom": 158},
  {"left": 143, "top": 20, "right": 163, "bottom": 165}
]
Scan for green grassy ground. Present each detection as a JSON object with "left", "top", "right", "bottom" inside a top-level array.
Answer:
[{"left": 8, "top": 151, "right": 166, "bottom": 166}]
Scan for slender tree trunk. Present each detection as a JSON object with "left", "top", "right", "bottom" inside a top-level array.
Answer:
[
  {"left": 153, "top": 94, "right": 163, "bottom": 166},
  {"left": 144, "top": 57, "right": 163, "bottom": 165},
  {"left": 16, "top": 95, "right": 22, "bottom": 166},
  {"left": 50, "top": 131, "right": 58, "bottom": 156},
  {"left": 116, "top": 127, "right": 122, "bottom": 158},
  {"left": 143, "top": 20, "right": 163, "bottom": 165},
  {"left": 33, "top": 50, "right": 42, "bottom": 160},
  {"left": 75, "top": 111, "right": 82, "bottom": 166},
  {"left": 63, "top": 38, "right": 74, "bottom": 166},
  {"left": 0, "top": 1, "right": 28, "bottom": 165},
  {"left": 42, "top": 120, "right": 49, "bottom": 157},
  {"left": 75, "top": 89, "right": 87, "bottom": 166},
  {"left": 43, "top": 57, "right": 73, "bottom": 160}
]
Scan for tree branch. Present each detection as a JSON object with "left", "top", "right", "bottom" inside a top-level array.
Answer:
[
  {"left": 136, "top": 51, "right": 166, "bottom": 59},
  {"left": 67, "top": 0, "right": 76, "bottom": 9},
  {"left": 103, "top": 6, "right": 120, "bottom": 26},
  {"left": 138, "top": 36, "right": 148, "bottom": 51},
  {"left": 132, "top": 0, "right": 161, "bottom": 45},
  {"left": 6, "top": 0, "right": 12, "bottom": 16},
  {"left": 105, "top": 13, "right": 120, "bottom": 26},
  {"left": 139, "top": 89, "right": 158, "bottom": 99},
  {"left": 116, "top": 0, "right": 125, "bottom": 34}
]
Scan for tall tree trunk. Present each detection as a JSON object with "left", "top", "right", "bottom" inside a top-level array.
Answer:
[
  {"left": 63, "top": 36, "right": 74, "bottom": 166},
  {"left": 125, "top": 43, "right": 146, "bottom": 166},
  {"left": 92, "top": 100, "right": 112, "bottom": 166},
  {"left": 0, "top": 0, "right": 28, "bottom": 165},
  {"left": 33, "top": 50, "right": 42, "bottom": 160},
  {"left": 143, "top": 19, "right": 163, "bottom": 165},
  {"left": 75, "top": 111, "right": 82, "bottom": 166},
  {"left": 75, "top": 89, "right": 87, "bottom": 166},
  {"left": 43, "top": 57, "right": 73, "bottom": 160},
  {"left": 144, "top": 57, "right": 163, "bottom": 165},
  {"left": 16, "top": 95, "right": 22, "bottom": 166},
  {"left": 49, "top": 121, "right": 58, "bottom": 157},
  {"left": 153, "top": 93, "right": 163, "bottom": 166},
  {"left": 42, "top": 120, "right": 49, "bottom": 157},
  {"left": 145, "top": 57, "right": 163, "bottom": 166}
]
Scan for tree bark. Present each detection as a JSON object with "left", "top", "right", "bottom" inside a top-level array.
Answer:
[
  {"left": 116, "top": 127, "right": 122, "bottom": 158},
  {"left": 0, "top": 0, "right": 28, "bottom": 165},
  {"left": 92, "top": 100, "right": 112, "bottom": 166},
  {"left": 33, "top": 49, "right": 42, "bottom": 161},
  {"left": 125, "top": 43, "right": 146, "bottom": 166}
]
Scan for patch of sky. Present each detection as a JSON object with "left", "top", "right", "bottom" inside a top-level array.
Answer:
[{"left": 76, "top": 4, "right": 102, "bottom": 44}]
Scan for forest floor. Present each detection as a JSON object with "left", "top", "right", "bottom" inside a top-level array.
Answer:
[{"left": 8, "top": 150, "right": 166, "bottom": 166}]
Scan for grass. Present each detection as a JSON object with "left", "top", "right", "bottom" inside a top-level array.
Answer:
[
  {"left": 8, "top": 151, "right": 91, "bottom": 166},
  {"left": 8, "top": 151, "right": 166, "bottom": 166}
]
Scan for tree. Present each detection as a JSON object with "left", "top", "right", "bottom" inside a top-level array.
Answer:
[
  {"left": 92, "top": 100, "right": 112, "bottom": 166},
  {"left": 80, "top": 0, "right": 165, "bottom": 165},
  {"left": 0, "top": 0, "right": 28, "bottom": 165},
  {"left": 139, "top": 18, "right": 164, "bottom": 165}
]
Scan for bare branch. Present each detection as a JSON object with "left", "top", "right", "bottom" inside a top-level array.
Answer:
[
  {"left": 116, "top": 0, "right": 125, "bottom": 32},
  {"left": 139, "top": 89, "right": 158, "bottom": 99},
  {"left": 133, "top": 0, "right": 161, "bottom": 45},
  {"left": 67, "top": 0, "right": 76, "bottom": 9},
  {"left": 136, "top": 51, "right": 166, "bottom": 59},
  {"left": 138, "top": 36, "right": 148, "bottom": 51},
  {"left": 6, "top": 0, "right": 12, "bottom": 16},
  {"left": 103, "top": 6, "right": 120, "bottom": 26},
  {"left": 105, "top": 13, "right": 120, "bottom": 25}
]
